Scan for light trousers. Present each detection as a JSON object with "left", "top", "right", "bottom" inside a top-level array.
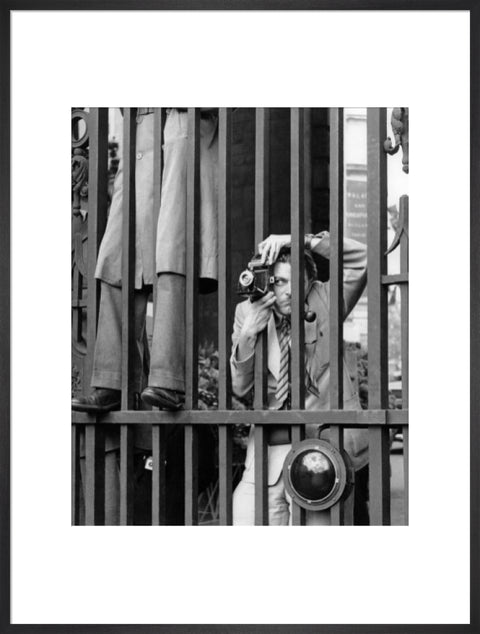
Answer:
[
  {"left": 232, "top": 476, "right": 332, "bottom": 526},
  {"left": 91, "top": 273, "right": 186, "bottom": 392}
]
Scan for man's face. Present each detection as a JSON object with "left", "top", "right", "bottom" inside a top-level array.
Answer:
[{"left": 272, "top": 261, "right": 309, "bottom": 317}]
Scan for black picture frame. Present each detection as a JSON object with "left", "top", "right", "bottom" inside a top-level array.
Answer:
[{"left": 1, "top": 2, "right": 478, "bottom": 632}]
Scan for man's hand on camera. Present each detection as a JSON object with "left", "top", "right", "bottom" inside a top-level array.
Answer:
[
  {"left": 258, "top": 234, "right": 291, "bottom": 265},
  {"left": 236, "top": 291, "right": 276, "bottom": 361},
  {"left": 241, "top": 291, "right": 276, "bottom": 337}
]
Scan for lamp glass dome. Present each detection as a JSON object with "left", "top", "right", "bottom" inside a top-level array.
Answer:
[{"left": 289, "top": 449, "right": 337, "bottom": 502}]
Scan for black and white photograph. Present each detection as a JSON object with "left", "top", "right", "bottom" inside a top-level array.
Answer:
[
  {"left": 3, "top": 6, "right": 476, "bottom": 631},
  {"left": 71, "top": 107, "right": 409, "bottom": 527}
]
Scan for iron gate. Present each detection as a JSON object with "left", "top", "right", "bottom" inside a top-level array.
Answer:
[{"left": 71, "top": 107, "right": 409, "bottom": 526}]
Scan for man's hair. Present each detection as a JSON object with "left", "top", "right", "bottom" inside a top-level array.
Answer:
[{"left": 275, "top": 246, "right": 318, "bottom": 281}]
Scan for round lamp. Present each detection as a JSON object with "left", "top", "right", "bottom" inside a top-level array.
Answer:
[{"left": 283, "top": 439, "right": 354, "bottom": 511}]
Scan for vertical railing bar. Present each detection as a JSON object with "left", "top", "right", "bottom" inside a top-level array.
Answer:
[
  {"left": 367, "top": 108, "right": 391, "bottom": 525},
  {"left": 185, "top": 107, "right": 200, "bottom": 410},
  {"left": 254, "top": 108, "right": 270, "bottom": 525},
  {"left": 218, "top": 108, "right": 233, "bottom": 524},
  {"left": 121, "top": 108, "right": 137, "bottom": 411},
  {"left": 85, "top": 424, "right": 105, "bottom": 525},
  {"left": 218, "top": 426, "right": 232, "bottom": 525},
  {"left": 120, "top": 425, "right": 134, "bottom": 525},
  {"left": 150, "top": 109, "right": 166, "bottom": 523},
  {"left": 400, "top": 195, "right": 409, "bottom": 407},
  {"left": 329, "top": 426, "right": 347, "bottom": 525},
  {"left": 367, "top": 111, "right": 389, "bottom": 407},
  {"left": 329, "top": 107, "right": 344, "bottom": 410},
  {"left": 218, "top": 108, "right": 233, "bottom": 410},
  {"left": 290, "top": 108, "right": 306, "bottom": 527},
  {"left": 118, "top": 108, "right": 137, "bottom": 526},
  {"left": 185, "top": 108, "right": 201, "bottom": 525},
  {"left": 151, "top": 425, "right": 167, "bottom": 525},
  {"left": 329, "top": 108, "right": 347, "bottom": 525},
  {"left": 254, "top": 426, "right": 268, "bottom": 525},
  {"left": 85, "top": 108, "right": 109, "bottom": 390},
  {"left": 254, "top": 108, "right": 270, "bottom": 408},
  {"left": 71, "top": 425, "right": 82, "bottom": 525},
  {"left": 152, "top": 108, "right": 166, "bottom": 310},
  {"left": 218, "top": 108, "right": 233, "bottom": 409},
  {"left": 290, "top": 107, "right": 306, "bottom": 409},
  {"left": 304, "top": 108, "right": 312, "bottom": 234},
  {"left": 369, "top": 425, "right": 390, "bottom": 522},
  {"left": 400, "top": 194, "right": 409, "bottom": 524},
  {"left": 185, "top": 426, "right": 199, "bottom": 525},
  {"left": 290, "top": 425, "right": 306, "bottom": 525},
  {"left": 402, "top": 425, "right": 409, "bottom": 526}
]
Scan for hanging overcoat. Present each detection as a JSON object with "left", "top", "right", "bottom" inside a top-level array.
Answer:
[{"left": 95, "top": 108, "right": 219, "bottom": 290}]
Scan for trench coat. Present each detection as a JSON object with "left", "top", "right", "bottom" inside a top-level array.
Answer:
[
  {"left": 95, "top": 108, "right": 219, "bottom": 290},
  {"left": 230, "top": 234, "right": 369, "bottom": 485}
]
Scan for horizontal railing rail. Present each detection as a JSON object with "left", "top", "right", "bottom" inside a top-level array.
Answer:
[{"left": 72, "top": 409, "right": 408, "bottom": 426}]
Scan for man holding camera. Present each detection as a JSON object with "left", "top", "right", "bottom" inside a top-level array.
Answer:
[{"left": 230, "top": 231, "right": 369, "bottom": 525}]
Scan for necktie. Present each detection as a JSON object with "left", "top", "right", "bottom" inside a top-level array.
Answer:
[{"left": 275, "top": 317, "right": 291, "bottom": 408}]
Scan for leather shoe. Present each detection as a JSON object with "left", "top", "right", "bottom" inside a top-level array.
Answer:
[
  {"left": 72, "top": 388, "right": 121, "bottom": 413},
  {"left": 141, "top": 386, "right": 185, "bottom": 411}
]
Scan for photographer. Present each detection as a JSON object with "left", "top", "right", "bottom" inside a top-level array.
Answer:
[{"left": 230, "top": 231, "right": 369, "bottom": 525}]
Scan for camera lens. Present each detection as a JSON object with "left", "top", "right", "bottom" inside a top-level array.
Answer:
[{"left": 239, "top": 270, "right": 254, "bottom": 287}]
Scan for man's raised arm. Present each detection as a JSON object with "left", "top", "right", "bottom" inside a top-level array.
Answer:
[
  {"left": 230, "top": 292, "right": 276, "bottom": 398},
  {"left": 310, "top": 232, "right": 367, "bottom": 317},
  {"left": 258, "top": 231, "right": 367, "bottom": 318}
]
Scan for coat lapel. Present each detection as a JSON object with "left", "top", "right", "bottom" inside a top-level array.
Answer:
[{"left": 267, "top": 285, "right": 324, "bottom": 382}]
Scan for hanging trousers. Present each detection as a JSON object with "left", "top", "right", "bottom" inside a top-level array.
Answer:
[{"left": 91, "top": 273, "right": 186, "bottom": 393}]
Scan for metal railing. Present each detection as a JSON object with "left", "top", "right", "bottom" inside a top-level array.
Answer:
[{"left": 71, "top": 107, "right": 409, "bottom": 526}]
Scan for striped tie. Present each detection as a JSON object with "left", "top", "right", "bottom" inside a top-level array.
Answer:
[{"left": 275, "top": 317, "right": 291, "bottom": 408}]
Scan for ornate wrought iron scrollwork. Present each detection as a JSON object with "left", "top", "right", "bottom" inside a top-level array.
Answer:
[
  {"left": 384, "top": 107, "right": 409, "bottom": 174},
  {"left": 72, "top": 148, "right": 89, "bottom": 217},
  {"left": 71, "top": 108, "right": 89, "bottom": 150},
  {"left": 72, "top": 109, "right": 90, "bottom": 217},
  {"left": 71, "top": 364, "right": 83, "bottom": 397},
  {"left": 72, "top": 109, "right": 90, "bottom": 384},
  {"left": 386, "top": 196, "right": 409, "bottom": 255}
]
